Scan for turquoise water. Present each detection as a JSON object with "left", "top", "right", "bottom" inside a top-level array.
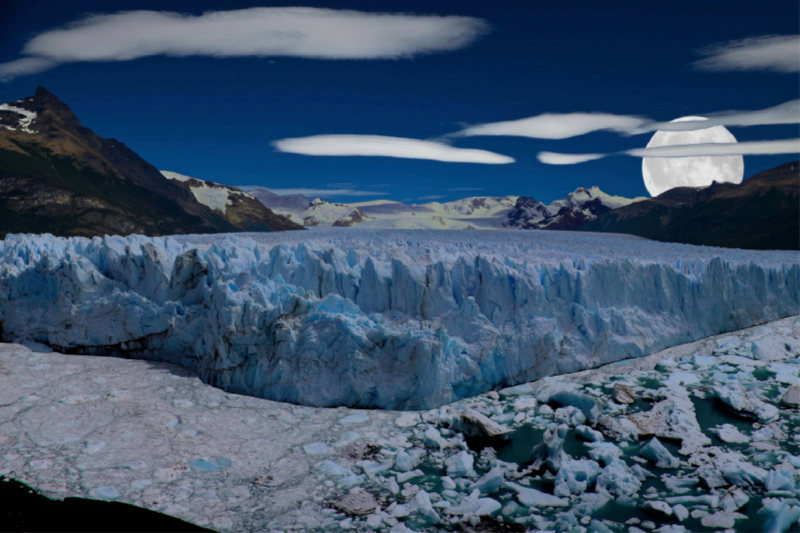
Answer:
[{"left": 375, "top": 348, "right": 800, "bottom": 533}]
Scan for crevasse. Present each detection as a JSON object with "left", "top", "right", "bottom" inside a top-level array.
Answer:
[{"left": 0, "top": 231, "right": 797, "bottom": 409}]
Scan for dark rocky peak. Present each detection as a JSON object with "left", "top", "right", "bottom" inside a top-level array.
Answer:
[
  {"left": 580, "top": 197, "right": 612, "bottom": 216},
  {"left": 513, "top": 196, "right": 543, "bottom": 208},
  {"left": 1, "top": 86, "right": 80, "bottom": 134},
  {"left": 29, "top": 86, "right": 80, "bottom": 126}
]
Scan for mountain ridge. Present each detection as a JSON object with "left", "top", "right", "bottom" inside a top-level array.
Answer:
[
  {"left": 161, "top": 171, "right": 303, "bottom": 232},
  {"left": 582, "top": 161, "right": 800, "bottom": 250},
  {"left": 0, "top": 87, "right": 294, "bottom": 238},
  {"left": 249, "top": 186, "right": 644, "bottom": 231}
]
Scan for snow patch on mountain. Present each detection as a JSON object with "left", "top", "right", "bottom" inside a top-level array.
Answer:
[
  {"left": 266, "top": 195, "right": 519, "bottom": 229},
  {"left": 298, "top": 198, "right": 372, "bottom": 227},
  {"left": 1, "top": 230, "right": 796, "bottom": 410},
  {"left": 0, "top": 102, "right": 38, "bottom": 134},
  {"left": 162, "top": 170, "right": 246, "bottom": 213},
  {"left": 253, "top": 188, "right": 640, "bottom": 231},
  {"left": 506, "top": 187, "right": 646, "bottom": 230}
]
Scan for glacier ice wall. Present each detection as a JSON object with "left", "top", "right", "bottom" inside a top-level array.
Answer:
[{"left": 0, "top": 230, "right": 797, "bottom": 410}]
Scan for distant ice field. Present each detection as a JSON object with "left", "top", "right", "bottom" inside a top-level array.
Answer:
[
  {"left": 174, "top": 228, "right": 796, "bottom": 269},
  {"left": 1, "top": 229, "right": 797, "bottom": 410}
]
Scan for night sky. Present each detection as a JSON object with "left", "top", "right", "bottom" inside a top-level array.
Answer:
[{"left": 1, "top": 0, "right": 798, "bottom": 203}]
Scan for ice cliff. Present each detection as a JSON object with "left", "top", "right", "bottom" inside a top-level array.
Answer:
[{"left": 0, "top": 230, "right": 797, "bottom": 410}]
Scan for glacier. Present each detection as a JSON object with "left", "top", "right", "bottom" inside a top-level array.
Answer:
[{"left": 0, "top": 229, "right": 797, "bottom": 410}]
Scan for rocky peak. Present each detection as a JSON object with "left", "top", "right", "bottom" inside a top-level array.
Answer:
[
  {"left": 28, "top": 86, "right": 80, "bottom": 130},
  {"left": 0, "top": 86, "right": 86, "bottom": 138},
  {"left": 513, "top": 196, "right": 543, "bottom": 209}
]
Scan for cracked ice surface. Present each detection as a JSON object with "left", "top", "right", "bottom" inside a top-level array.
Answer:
[
  {"left": 2, "top": 315, "right": 799, "bottom": 533},
  {"left": 0, "top": 343, "right": 398, "bottom": 532},
  {"left": 0, "top": 229, "right": 798, "bottom": 409}
]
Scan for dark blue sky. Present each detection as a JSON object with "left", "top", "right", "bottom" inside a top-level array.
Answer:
[{"left": 1, "top": 0, "right": 798, "bottom": 203}]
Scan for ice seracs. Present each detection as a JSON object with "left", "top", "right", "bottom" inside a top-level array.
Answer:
[{"left": 0, "top": 229, "right": 797, "bottom": 410}]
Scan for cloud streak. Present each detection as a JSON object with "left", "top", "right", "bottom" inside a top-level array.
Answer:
[
  {"left": 626, "top": 139, "right": 800, "bottom": 158},
  {"left": 537, "top": 139, "right": 800, "bottom": 165},
  {"left": 537, "top": 152, "right": 606, "bottom": 165},
  {"left": 239, "top": 186, "right": 387, "bottom": 197},
  {"left": 647, "top": 100, "right": 800, "bottom": 132},
  {"left": 273, "top": 134, "right": 515, "bottom": 164},
  {"left": 0, "top": 8, "right": 489, "bottom": 81},
  {"left": 692, "top": 35, "right": 800, "bottom": 73},
  {"left": 455, "top": 101, "right": 800, "bottom": 140},
  {"left": 456, "top": 113, "right": 650, "bottom": 140}
]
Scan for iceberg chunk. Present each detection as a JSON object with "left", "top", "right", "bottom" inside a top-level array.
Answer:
[
  {"left": 639, "top": 438, "right": 681, "bottom": 469},
  {"left": 445, "top": 450, "right": 474, "bottom": 478},
  {"left": 505, "top": 482, "right": 568, "bottom": 508},
  {"left": 554, "top": 454, "right": 602, "bottom": 497}
]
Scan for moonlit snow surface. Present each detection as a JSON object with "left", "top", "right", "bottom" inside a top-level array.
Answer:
[
  {"left": 0, "top": 229, "right": 797, "bottom": 410},
  {"left": 642, "top": 116, "right": 745, "bottom": 197}
]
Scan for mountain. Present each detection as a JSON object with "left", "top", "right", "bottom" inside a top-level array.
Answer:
[
  {"left": 505, "top": 186, "right": 645, "bottom": 230},
  {"left": 244, "top": 187, "right": 314, "bottom": 213},
  {"left": 249, "top": 188, "right": 645, "bottom": 231},
  {"left": 582, "top": 161, "right": 800, "bottom": 250},
  {"left": 253, "top": 193, "right": 520, "bottom": 229},
  {"left": 161, "top": 172, "right": 303, "bottom": 231},
  {"left": 0, "top": 87, "right": 285, "bottom": 238},
  {"left": 296, "top": 198, "right": 371, "bottom": 227}
]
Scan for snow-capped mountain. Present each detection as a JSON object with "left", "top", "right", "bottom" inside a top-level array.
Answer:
[
  {"left": 299, "top": 198, "right": 372, "bottom": 227},
  {"left": 244, "top": 188, "right": 314, "bottom": 213},
  {"left": 161, "top": 171, "right": 303, "bottom": 232},
  {"left": 249, "top": 187, "right": 642, "bottom": 231},
  {"left": 506, "top": 187, "right": 646, "bottom": 230},
  {"left": 252, "top": 192, "right": 519, "bottom": 229}
]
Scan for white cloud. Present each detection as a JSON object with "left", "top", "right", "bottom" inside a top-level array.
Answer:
[
  {"left": 625, "top": 139, "right": 800, "bottom": 158},
  {"left": 0, "top": 57, "right": 57, "bottom": 81},
  {"left": 273, "top": 134, "right": 514, "bottom": 164},
  {"left": 453, "top": 100, "right": 800, "bottom": 140},
  {"left": 537, "top": 152, "right": 606, "bottom": 165},
  {"left": 417, "top": 195, "right": 446, "bottom": 200},
  {"left": 0, "top": 8, "right": 489, "bottom": 81},
  {"left": 693, "top": 35, "right": 800, "bottom": 73},
  {"left": 239, "top": 186, "right": 387, "bottom": 197},
  {"left": 456, "top": 113, "right": 650, "bottom": 139},
  {"left": 648, "top": 100, "right": 800, "bottom": 132},
  {"left": 537, "top": 138, "right": 800, "bottom": 165},
  {"left": 448, "top": 187, "right": 483, "bottom": 191}
]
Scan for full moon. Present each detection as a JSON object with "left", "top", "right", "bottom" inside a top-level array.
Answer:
[{"left": 642, "top": 116, "right": 744, "bottom": 197}]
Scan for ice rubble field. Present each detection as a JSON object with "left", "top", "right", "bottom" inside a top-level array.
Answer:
[
  {"left": 313, "top": 319, "right": 800, "bottom": 533},
  {"left": 0, "top": 228, "right": 797, "bottom": 410}
]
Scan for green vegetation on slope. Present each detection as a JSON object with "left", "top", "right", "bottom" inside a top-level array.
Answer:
[{"left": 0, "top": 141, "right": 238, "bottom": 238}]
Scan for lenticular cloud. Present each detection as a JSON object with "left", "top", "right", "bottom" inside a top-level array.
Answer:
[
  {"left": 0, "top": 8, "right": 489, "bottom": 81},
  {"left": 692, "top": 34, "right": 800, "bottom": 73},
  {"left": 273, "top": 134, "right": 515, "bottom": 164}
]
